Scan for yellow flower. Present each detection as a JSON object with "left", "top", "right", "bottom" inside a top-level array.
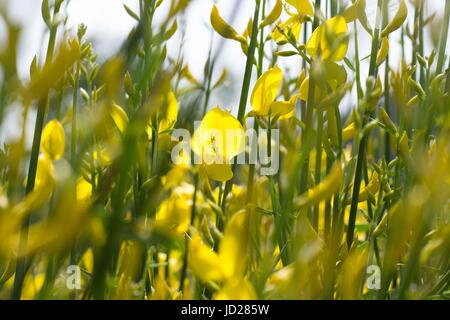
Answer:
[
  {"left": 147, "top": 90, "right": 179, "bottom": 140},
  {"left": 41, "top": 119, "right": 65, "bottom": 160},
  {"left": 271, "top": 15, "right": 303, "bottom": 44},
  {"left": 260, "top": 0, "right": 282, "bottom": 28},
  {"left": 295, "top": 162, "right": 343, "bottom": 208},
  {"left": 380, "top": 0, "right": 408, "bottom": 38},
  {"left": 76, "top": 177, "right": 92, "bottom": 202},
  {"left": 81, "top": 248, "right": 94, "bottom": 274},
  {"left": 269, "top": 99, "right": 296, "bottom": 119},
  {"left": 35, "top": 155, "right": 55, "bottom": 191},
  {"left": 192, "top": 107, "right": 245, "bottom": 181},
  {"left": 306, "top": 16, "right": 349, "bottom": 61},
  {"left": 114, "top": 240, "right": 144, "bottom": 299},
  {"left": 251, "top": 66, "right": 282, "bottom": 115},
  {"left": 286, "top": 0, "right": 314, "bottom": 16},
  {"left": 21, "top": 272, "right": 45, "bottom": 300},
  {"left": 188, "top": 233, "right": 223, "bottom": 282},
  {"left": 188, "top": 211, "right": 254, "bottom": 296},
  {"left": 376, "top": 37, "right": 389, "bottom": 66},
  {"left": 298, "top": 61, "right": 347, "bottom": 101},
  {"left": 210, "top": 4, "right": 246, "bottom": 44},
  {"left": 219, "top": 210, "right": 249, "bottom": 279},
  {"left": 110, "top": 104, "right": 129, "bottom": 134},
  {"left": 158, "top": 90, "right": 179, "bottom": 133},
  {"left": 214, "top": 278, "right": 256, "bottom": 300},
  {"left": 155, "top": 184, "right": 196, "bottom": 238},
  {"left": 342, "top": 122, "right": 356, "bottom": 142},
  {"left": 251, "top": 66, "right": 295, "bottom": 117},
  {"left": 203, "top": 163, "right": 234, "bottom": 182},
  {"left": 358, "top": 172, "right": 380, "bottom": 202}
]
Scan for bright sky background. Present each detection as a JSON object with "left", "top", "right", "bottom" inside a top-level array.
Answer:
[
  {"left": 1, "top": 0, "right": 449, "bottom": 145},
  {"left": 5, "top": 1, "right": 449, "bottom": 90}
]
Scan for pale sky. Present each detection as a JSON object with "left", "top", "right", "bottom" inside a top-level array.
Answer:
[
  {"left": 1, "top": 0, "right": 449, "bottom": 145},
  {"left": 5, "top": 0, "right": 449, "bottom": 88}
]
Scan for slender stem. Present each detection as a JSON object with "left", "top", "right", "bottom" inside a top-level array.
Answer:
[
  {"left": 312, "top": 110, "right": 323, "bottom": 231},
  {"left": 71, "top": 64, "right": 80, "bottom": 165},
  {"left": 347, "top": 0, "right": 383, "bottom": 249},
  {"left": 383, "top": 0, "right": 391, "bottom": 161},
  {"left": 299, "top": 0, "right": 321, "bottom": 196},
  {"left": 220, "top": 0, "right": 261, "bottom": 215},
  {"left": 323, "top": 156, "right": 332, "bottom": 244},
  {"left": 179, "top": 173, "right": 199, "bottom": 292},
  {"left": 418, "top": 1, "right": 425, "bottom": 85},
  {"left": 12, "top": 1, "right": 62, "bottom": 299},
  {"left": 237, "top": 0, "right": 262, "bottom": 124},
  {"left": 202, "top": 43, "right": 214, "bottom": 116},
  {"left": 247, "top": 0, "right": 265, "bottom": 267},
  {"left": 437, "top": 0, "right": 450, "bottom": 74},
  {"left": 354, "top": 21, "right": 363, "bottom": 100}
]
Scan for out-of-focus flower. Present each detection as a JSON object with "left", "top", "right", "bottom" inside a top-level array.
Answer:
[
  {"left": 306, "top": 16, "right": 349, "bottom": 61},
  {"left": 192, "top": 107, "right": 245, "bottom": 181},
  {"left": 251, "top": 66, "right": 295, "bottom": 118},
  {"left": 41, "top": 119, "right": 65, "bottom": 161}
]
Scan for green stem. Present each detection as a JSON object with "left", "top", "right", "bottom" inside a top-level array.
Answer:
[
  {"left": 437, "top": 0, "right": 450, "bottom": 74},
  {"left": 179, "top": 173, "right": 199, "bottom": 293},
  {"left": 312, "top": 110, "right": 324, "bottom": 231},
  {"left": 346, "top": 0, "right": 383, "bottom": 249},
  {"left": 247, "top": 0, "right": 266, "bottom": 267},
  {"left": 71, "top": 64, "right": 80, "bottom": 165},
  {"left": 354, "top": 21, "right": 363, "bottom": 100},
  {"left": 418, "top": 1, "right": 425, "bottom": 85},
  {"left": 202, "top": 43, "right": 214, "bottom": 116},
  {"left": 299, "top": 0, "right": 321, "bottom": 196},
  {"left": 383, "top": 0, "right": 391, "bottom": 162},
  {"left": 12, "top": 1, "right": 62, "bottom": 299},
  {"left": 220, "top": 0, "right": 261, "bottom": 215}
]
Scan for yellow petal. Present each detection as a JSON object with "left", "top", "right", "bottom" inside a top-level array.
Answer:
[
  {"left": 269, "top": 100, "right": 295, "bottom": 118},
  {"left": 34, "top": 155, "right": 55, "bottom": 195},
  {"left": 81, "top": 248, "right": 94, "bottom": 274},
  {"left": 376, "top": 37, "right": 389, "bottom": 66},
  {"left": 214, "top": 278, "right": 256, "bottom": 300},
  {"left": 158, "top": 90, "right": 179, "bottom": 132},
  {"left": 358, "top": 172, "right": 380, "bottom": 202},
  {"left": 110, "top": 104, "right": 129, "bottom": 134},
  {"left": 295, "top": 162, "right": 343, "bottom": 208},
  {"left": 321, "top": 16, "right": 349, "bottom": 61},
  {"left": 306, "top": 24, "right": 323, "bottom": 57},
  {"left": 307, "top": 16, "right": 349, "bottom": 61},
  {"left": 155, "top": 189, "right": 192, "bottom": 237},
  {"left": 219, "top": 211, "right": 248, "bottom": 279},
  {"left": 271, "top": 15, "right": 303, "bottom": 44},
  {"left": 205, "top": 163, "right": 234, "bottom": 182},
  {"left": 188, "top": 233, "right": 223, "bottom": 282},
  {"left": 260, "top": 0, "right": 282, "bottom": 28},
  {"left": 21, "top": 273, "right": 45, "bottom": 300},
  {"left": 286, "top": 0, "right": 314, "bottom": 16},
  {"left": 340, "top": 244, "right": 369, "bottom": 299},
  {"left": 76, "top": 177, "right": 92, "bottom": 202},
  {"left": 211, "top": 4, "right": 246, "bottom": 44},
  {"left": 399, "top": 131, "right": 411, "bottom": 161},
  {"left": 24, "top": 39, "right": 80, "bottom": 101},
  {"left": 342, "top": 1, "right": 358, "bottom": 22},
  {"left": 41, "top": 119, "right": 65, "bottom": 160},
  {"left": 192, "top": 107, "right": 245, "bottom": 162},
  {"left": 323, "top": 60, "right": 348, "bottom": 89},
  {"left": 250, "top": 66, "right": 282, "bottom": 115},
  {"left": 343, "top": 0, "right": 371, "bottom": 36},
  {"left": 298, "top": 77, "right": 322, "bottom": 101},
  {"left": 381, "top": 0, "right": 408, "bottom": 38},
  {"left": 342, "top": 122, "right": 356, "bottom": 142}
]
